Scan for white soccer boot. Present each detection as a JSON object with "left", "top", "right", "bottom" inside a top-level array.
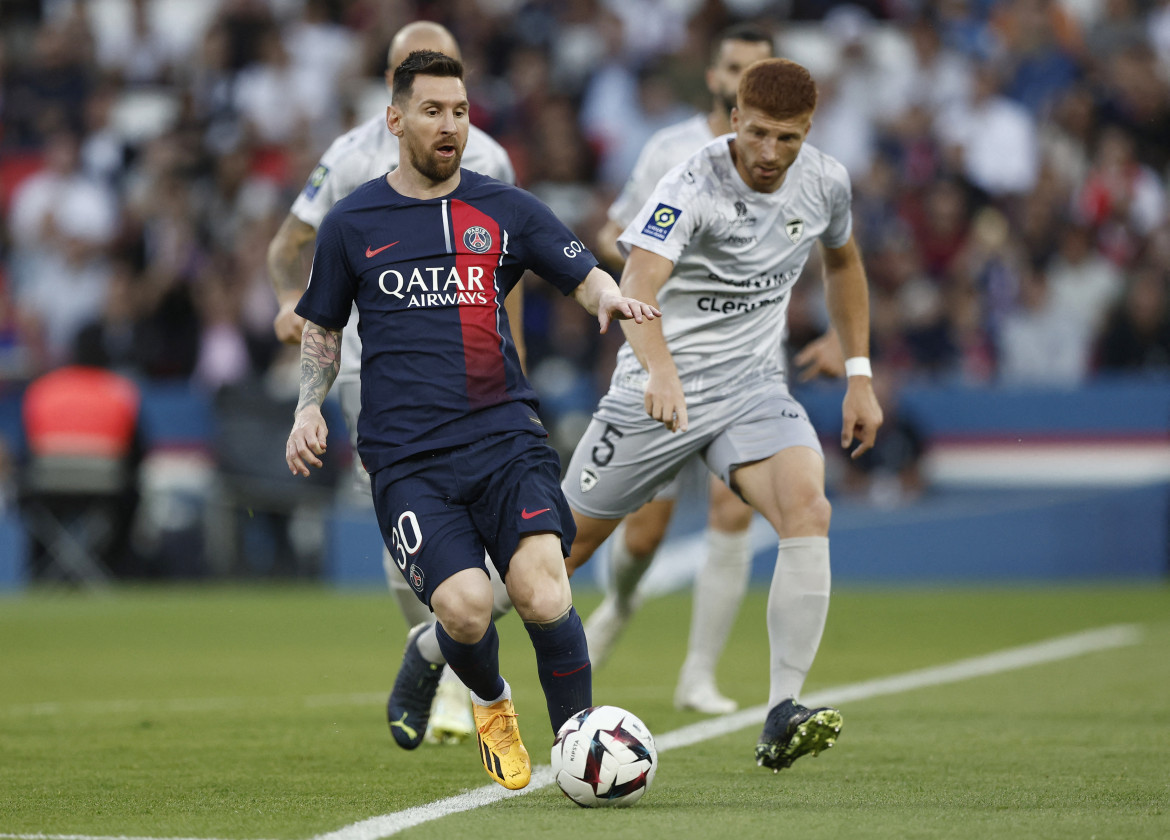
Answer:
[
  {"left": 425, "top": 668, "right": 475, "bottom": 744},
  {"left": 674, "top": 670, "right": 738, "bottom": 715}
]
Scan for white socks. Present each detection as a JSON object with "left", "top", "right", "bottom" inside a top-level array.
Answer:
[
  {"left": 608, "top": 520, "right": 653, "bottom": 612},
  {"left": 679, "top": 528, "right": 752, "bottom": 683},
  {"left": 471, "top": 678, "right": 511, "bottom": 707},
  {"left": 766, "top": 536, "right": 831, "bottom": 710}
]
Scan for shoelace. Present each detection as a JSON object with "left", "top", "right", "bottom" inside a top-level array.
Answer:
[{"left": 477, "top": 710, "right": 520, "bottom": 752}]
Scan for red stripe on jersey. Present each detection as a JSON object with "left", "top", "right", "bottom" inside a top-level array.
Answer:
[{"left": 449, "top": 200, "right": 507, "bottom": 409}]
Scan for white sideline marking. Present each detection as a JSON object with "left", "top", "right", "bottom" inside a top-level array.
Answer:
[
  {"left": 316, "top": 622, "right": 1143, "bottom": 840},
  {"left": 0, "top": 623, "right": 1142, "bottom": 840}
]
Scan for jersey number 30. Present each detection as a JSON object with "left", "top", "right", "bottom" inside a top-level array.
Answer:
[{"left": 389, "top": 510, "right": 423, "bottom": 570}]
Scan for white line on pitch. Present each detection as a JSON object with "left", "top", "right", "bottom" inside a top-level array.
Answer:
[
  {"left": 310, "top": 622, "right": 1142, "bottom": 840},
  {"left": 0, "top": 623, "right": 1142, "bottom": 840}
]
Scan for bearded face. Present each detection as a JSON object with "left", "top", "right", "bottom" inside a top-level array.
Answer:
[{"left": 389, "top": 74, "right": 470, "bottom": 185}]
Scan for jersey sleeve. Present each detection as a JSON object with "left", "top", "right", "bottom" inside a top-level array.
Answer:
[
  {"left": 615, "top": 164, "right": 701, "bottom": 265},
  {"left": 511, "top": 189, "right": 599, "bottom": 295},
  {"left": 819, "top": 157, "right": 854, "bottom": 250},
  {"left": 290, "top": 136, "right": 374, "bottom": 230},
  {"left": 295, "top": 212, "right": 357, "bottom": 330}
]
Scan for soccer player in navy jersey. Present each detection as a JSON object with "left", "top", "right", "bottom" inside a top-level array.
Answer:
[{"left": 284, "top": 50, "right": 659, "bottom": 791}]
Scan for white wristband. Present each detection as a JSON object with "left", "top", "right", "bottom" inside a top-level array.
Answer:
[{"left": 844, "top": 357, "right": 872, "bottom": 378}]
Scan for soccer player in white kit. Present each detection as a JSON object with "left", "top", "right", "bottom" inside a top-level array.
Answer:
[
  {"left": 266, "top": 22, "right": 515, "bottom": 745},
  {"left": 586, "top": 24, "right": 844, "bottom": 717},
  {"left": 561, "top": 58, "right": 883, "bottom": 771}
]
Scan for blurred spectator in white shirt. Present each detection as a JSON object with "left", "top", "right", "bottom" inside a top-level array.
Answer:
[
  {"left": 8, "top": 129, "right": 119, "bottom": 365},
  {"left": 998, "top": 261, "right": 1092, "bottom": 385},
  {"left": 936, "top": 61, "right": 1039, "bottom": 198},
  {"left": 1046, "top": 222, "right": 1124, "bottom": 337}
]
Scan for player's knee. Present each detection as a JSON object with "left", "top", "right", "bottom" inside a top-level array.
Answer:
[
  {"left": 785, "top": 493, "right": 831, "bottom": 537},
  {"left": 623, "top": 501, "right": 672, "bottom": 557},
  {"left": 708, "top": 493, "right": 754, "bottom": 533},
  {"left": 430, "top": 572, "right": 494, "bottom": 642},
  {"left": 623, "top": 521, "right": 665, "bottom": 559},
  {"left": 507, "top": 565, "right": 571, "bottom": 623}
]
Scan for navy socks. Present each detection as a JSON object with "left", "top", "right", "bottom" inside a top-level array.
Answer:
[
  {"left": 434, "top": 620, "right": 506, "bottom": 703},
  {"left": 524, "top": 606, "right": 592, "bottom": 734}
]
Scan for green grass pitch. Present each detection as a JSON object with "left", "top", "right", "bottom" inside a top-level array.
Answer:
[{"left": 1, "top": 583, "right": 1167, "bottom": 840}]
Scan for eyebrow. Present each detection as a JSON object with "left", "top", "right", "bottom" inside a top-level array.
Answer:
[{"left": 418, "top": 98, "right": 469, "bottom": 109}]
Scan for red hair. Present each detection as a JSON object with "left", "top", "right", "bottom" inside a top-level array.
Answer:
[{"left": 737, "top": 59, "right": 817, "bottom": 120}]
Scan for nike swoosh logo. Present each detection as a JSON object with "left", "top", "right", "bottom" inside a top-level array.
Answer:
[
  {"left": 365, "top": 241, "right": 399, "bottom": 258},
  {"left": 552, "top": 663, "right": 590, "bottom": 678},
  {"left": 521, "top": 508, "right": 551, "bottom": 520}
]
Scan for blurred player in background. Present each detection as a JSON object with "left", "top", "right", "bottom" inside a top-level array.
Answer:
[
  {"left": 562, "top": 58, "right": 882, "bottom": 771},
  {"left": 285, "top": 50, "right": 658, "bottom": 790},
  {"left": 586, "top": 24, "right": 844, "bottom": 716},
  {"left": 267, "top": 22, "right": 515, "bottom": 745}
]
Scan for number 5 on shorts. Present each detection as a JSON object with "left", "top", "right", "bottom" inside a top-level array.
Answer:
[{"left": 591, "top": 423, "right": 625, "bottom": 468}]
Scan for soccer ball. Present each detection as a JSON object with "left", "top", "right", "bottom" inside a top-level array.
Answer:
[{"left": 550, "top": 705, "right": 657, "bottom": 807}]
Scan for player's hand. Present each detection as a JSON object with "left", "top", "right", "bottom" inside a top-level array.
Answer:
[
  {"left": 286, "top": 405, "right": 328, "bottom": 476},
  {"left": 274, "top": 301, "right": 307, "bottom": 345},
  {"left": 595, "top": 290, "right": 660, "bottom": 334},
  {"left": 645, "top": 369, "right": 688, "bottom": 433},
  {"left": 794, "top": 329, "right": 845, "bottom": 381},
  {"left": 841, "top": 377, "right": 883, "bottom": 459}
]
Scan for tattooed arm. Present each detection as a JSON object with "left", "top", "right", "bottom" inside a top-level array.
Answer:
[{"left": 285, "top": 321, "right": 342, "bottom": 477}]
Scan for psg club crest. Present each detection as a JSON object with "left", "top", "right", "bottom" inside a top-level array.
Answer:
[
  {"left": 463, "top": 226, "right": 492, "bottom": 253},
  {"left": 785, "top": 217, "right": 805, "bottom": 244},
  {"left": 409, "top": 564, "right": 425, "bottom": 592}
]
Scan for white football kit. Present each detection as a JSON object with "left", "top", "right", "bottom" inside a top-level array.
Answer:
[
  {"left": 563, "top": 137, "right": 853, "bottom": 517},
  {"left": 607, "top": 114, "right": 713, "bottom": 230}
]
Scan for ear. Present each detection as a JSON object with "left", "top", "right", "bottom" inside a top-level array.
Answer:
[
  {"left": 705, "top": 65, "right": 717, "bottom": 95},
  {"left": 386, "top": 105, "right": 403, "bottom": 138},
  {"left": 730, "top": 106, "right": 740, "bottom": 130}
]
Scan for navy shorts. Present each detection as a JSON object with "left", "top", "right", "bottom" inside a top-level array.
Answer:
[{"left": 371, "top": 431, "right": 576, "bottom": 607}]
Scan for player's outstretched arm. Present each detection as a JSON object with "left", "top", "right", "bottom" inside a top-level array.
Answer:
[
  {"left": 267, "top": 213, "right": 319, "bottom": 345},
  {"left": 820, "top": 236, "right": 883, "bottom": 458},
  {"left": 617, "top": 247, "right": 688, "bottom": 433},
  {"left": 571, "top": 266, "right": 661, "bottom": 334},
  {"left": 286, "top": 321, "right": 342, "bottom": 476}
]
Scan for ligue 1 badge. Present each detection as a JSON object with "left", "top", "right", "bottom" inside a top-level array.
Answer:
[{"left": 464, "top": 225, "right": 492, "bottom": 253}]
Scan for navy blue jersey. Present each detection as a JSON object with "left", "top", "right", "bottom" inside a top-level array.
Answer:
[{"left": 297, "top": 169, "right": 599, "bottom": 474}]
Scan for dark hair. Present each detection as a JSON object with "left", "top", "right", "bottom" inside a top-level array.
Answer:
[
  {"left": 738, "top": 58, "right": 817, "bottom": 120},
  {"left": 392, "top": 50, "right": 464, "bottom": 105},
  {"left": 712, "top": 23, "right": 774, "bottom": 63}
]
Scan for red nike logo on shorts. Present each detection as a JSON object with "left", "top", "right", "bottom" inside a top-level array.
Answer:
[
  {"left": 365, "top": 241, "right": 399, "bottom": 257},
  {"left": 521, "top": 508, "right": 551, "bottom": 519}
]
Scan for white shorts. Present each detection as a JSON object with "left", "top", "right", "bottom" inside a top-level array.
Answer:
[{"left": 561, "top": 378, "right": 822, "bottom": 519}]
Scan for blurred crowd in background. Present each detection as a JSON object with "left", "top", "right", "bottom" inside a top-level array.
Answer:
[{"left": 2, "top": 0, "right": 1170, "bottom": 562}]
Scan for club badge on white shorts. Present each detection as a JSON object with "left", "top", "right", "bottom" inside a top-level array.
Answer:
[{"left": 580, "top": 466, "right": 599, "bottom": 493}]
